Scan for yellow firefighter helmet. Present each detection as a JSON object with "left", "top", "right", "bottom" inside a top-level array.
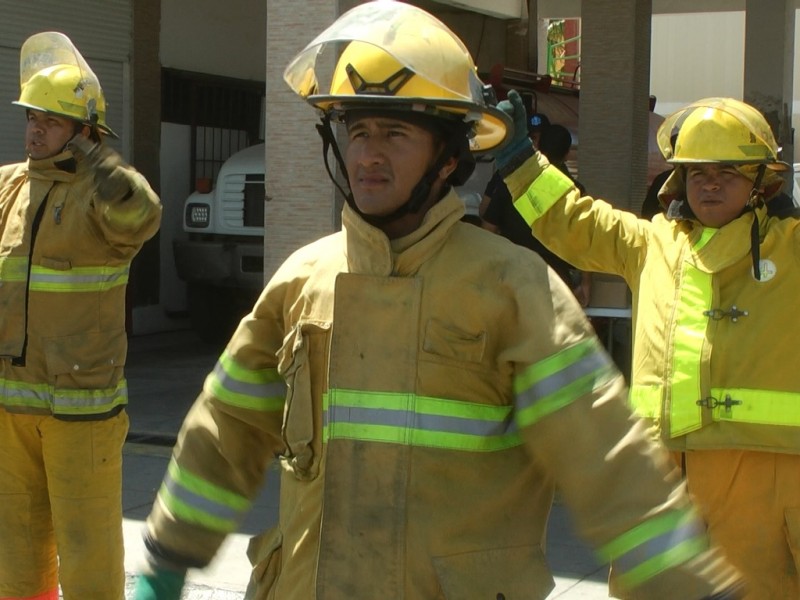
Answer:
[
  {"left": 283, "top": 1, "right": 511, "bottom": 153},
  {"left": 657, "top": 97, "right": 788, "bottom": 171},
  {"left": 13, "top": 31, "right": 117, "bottom": 138}
]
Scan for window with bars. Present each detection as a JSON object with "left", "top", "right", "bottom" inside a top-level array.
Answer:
[{"left": 161, "top": 67, "right": 265, "bottom": 190}]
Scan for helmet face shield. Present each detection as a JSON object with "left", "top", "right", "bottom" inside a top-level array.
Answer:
[
  {"left": 283, "top": 1, "right": 511, "bottom": 153},
  {"left": 13, "top": 31, "right": 117, "bottom": 137},
  {"left": 657, "top": 97, "right": 788, "bottom": 171}
]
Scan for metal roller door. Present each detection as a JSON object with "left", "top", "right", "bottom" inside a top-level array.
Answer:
[{"left": 0, "top": 0, "right": 131, "bottom": 164}]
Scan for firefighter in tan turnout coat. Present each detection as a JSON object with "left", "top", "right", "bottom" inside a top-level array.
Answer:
[
  {"left": 0, "top": 32, "right": 161, "bottom": 600},
  {"left": 134, "top": 3, "right": 743, "bottom": 599}
]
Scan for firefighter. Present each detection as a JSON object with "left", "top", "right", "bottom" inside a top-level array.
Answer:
[
  {"left": 499, "top": 91, "right": 800, "bottom": 598},
  {"left": 133, "top": 3, "right": 741, "bottom": 599},
  {"left": 0, "top": 32, "right": 161, "bottom": 599}
]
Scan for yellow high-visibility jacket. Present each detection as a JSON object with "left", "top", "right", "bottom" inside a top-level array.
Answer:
[
  {"left": 145, "top": 192, "right": 740, "bottom": 599},
  {"left": 0, "top": 150, "right": 161, "bottom": 418},
  {"left": 508, "top": 153, "right": 800, "bottom": 454}
]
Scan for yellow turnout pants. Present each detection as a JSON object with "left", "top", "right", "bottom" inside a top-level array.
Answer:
[
  {"left": 682, "top": 449, "right": 800, "bottom": 600},
  {"left": 0, "top": 408, "right": 128, "bottom": 600}
]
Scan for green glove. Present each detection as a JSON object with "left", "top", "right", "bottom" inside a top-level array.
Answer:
[
  {"left": 493, "top": 89, "right": 533, "bottom": 170},
  {"left": 132, "top": 568, "right": 187, "bottom": 600}
]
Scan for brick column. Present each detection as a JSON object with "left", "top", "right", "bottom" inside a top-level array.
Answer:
[{"left": 579, "top": 0, "right": 652, "bottom": 212}]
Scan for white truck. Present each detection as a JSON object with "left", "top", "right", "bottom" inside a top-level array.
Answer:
[{"left": 173, "top": 143, "right": 266, "bottom": 343}]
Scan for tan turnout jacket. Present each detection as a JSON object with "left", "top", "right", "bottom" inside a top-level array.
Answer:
[
  {"left": 0, "top": 149, "right": 161, "bottom": 418},
  {"left": 146, "top": 192, "right": 740, "bottom": 599}
]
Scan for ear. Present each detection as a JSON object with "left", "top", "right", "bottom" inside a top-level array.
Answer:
[{"left": 438, "top": 156, "right": 458, "bottom": 181}]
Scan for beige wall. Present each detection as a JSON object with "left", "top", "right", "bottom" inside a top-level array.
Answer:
[{"left": 264, "top": 0, "right": 341, "bottom": 280}]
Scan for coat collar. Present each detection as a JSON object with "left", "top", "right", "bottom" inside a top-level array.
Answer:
[
  {"left": 342, "top": 190, "right": 464, "bottom": 277},
  {"left": 26, "top": 150, "right": 77, "bottom": 183},
  {"left": 684, "top": 203, "right": 770, "bottom": 274}
]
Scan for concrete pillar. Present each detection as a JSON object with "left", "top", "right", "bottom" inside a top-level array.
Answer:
[
  {"left": 744, "top": 0, "right": 795, "bottom": 171},
  {"left": 130, "top": 0, "right": 162, "bottom": 307},
  {"left": 264, "top": 0, "right": 348, "bottom": 281},
  {"left": 579, "top": 0, "right": 652, "bottom": 212}
]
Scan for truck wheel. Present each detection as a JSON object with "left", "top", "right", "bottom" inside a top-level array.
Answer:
[{"left": 188, "top": 284, "right": 244, "bottom": 345}]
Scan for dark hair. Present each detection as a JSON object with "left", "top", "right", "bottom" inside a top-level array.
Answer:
[{"left": 538, "top": 124, "right": 573, "bottom": 163}]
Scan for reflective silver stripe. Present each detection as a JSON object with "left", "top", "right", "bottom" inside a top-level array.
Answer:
[
  {"left": 162, "top": 471, "right": 242, "bottom": 525},
  {"left": 325, "top": 404, "right": 517, "bottom": 437},
  {"left": 0, "top": 377, "right": 126, "bottom": 415},
  {"left": 515, "top": 339, "right": 616, "bottom": 428},
  {"left": 598, "top": 509, "right": 709, "bottom": 589},
  {"left": 29, "top": 265, "right": 129, "bottom": 292},
  {"left": 613, "top": 518, "right": 704, "bottom": 575},
  {"left": 323, "top": 389, "right": 521, "bottom": 451},
  {"left": 53, "top": 379, "right": 128, "bottom": 415},
  {"left": 206, "top": 357, "right": 286, "bottom": 412},
  {"left": 209, "top": 361, "right": 285, "bottom": 399},
  {"left": 159, "top": 460, "right": 250, "bottom": 533},
  {"left": 516, "top": 351, "right": 610, "bottom": 410},
  {"left": 0, "top": 378, "right": 51, "bottom": 410}
]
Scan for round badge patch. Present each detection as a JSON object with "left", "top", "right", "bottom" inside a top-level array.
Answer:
[{"left": 754, "top": 259, "right": 777, "bottom": 282}]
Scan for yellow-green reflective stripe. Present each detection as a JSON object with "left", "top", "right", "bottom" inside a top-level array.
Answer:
[
  {"left": 710, "top": 387, "right": 800, "bottom": 426},
  {"left": 206, "top": 350, "right": 286, "bottom": 412},
  {"left": 0, "top": 256, "right": 28, "bottom": 281},
  {"left": 598, "top": 510, "right": 708, "bottom": 589},
  {"left": 513, "top": 165, "right": 574, "bottom": 226},
  {"left": 0, "top": 378, "right": 52, "bottom": 410},
  {"left": 633, "top": 384, "right": 800, "bottom": 427},
  {"left": 323, "top": 389, "right": 521, "bottom": 452},
  {"left": 29, "top": 265, "right": 129, "bottom": 292},
  {"left": 629, "top": 385, "right": 661, "bottom": 419},
  {"left": 695, "top": 227, "right": 717, "bottom": 251},
  {"left": 515, "top": 338, "right": 616, "bottom": 428},
  {"left": 615, "top": 536, "right": 708, "bottom": 590},
  {"left": 0, "top": 377, "right": 127, "bottom": 414},
  {"left": 670, "top": 263, "right": 710, "bottom": 436},
  {"left": 160, "top": 460, "right": 250, "bottom": 534},
  {"left": 53, "top": 379, "right": 127, "bottom": 415}
]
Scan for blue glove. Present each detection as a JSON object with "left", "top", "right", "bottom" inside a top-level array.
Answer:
[
  {"left": 493, "top": 89, "right": 533, "bottom": 170},
  {"left": 132, "top": 568, "right": 186, "bottom": 600}
]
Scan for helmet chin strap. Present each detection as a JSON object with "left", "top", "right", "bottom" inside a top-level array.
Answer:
[
  {"left": 743, "top": 164, "right": 766, "bottom": 280},
  {"left": 316, "top": 114, "right": 455, "bottom": 227}
]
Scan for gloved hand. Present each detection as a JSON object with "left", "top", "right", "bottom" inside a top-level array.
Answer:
[
  {"left": 493, "top": 89, "right": 533, "bottom": 170},
  {"left": 131, "top": 568, "right": 187, "bottom": 600},
  {"left": 68, "top": 134, "right": 133, "bottom": 203}
]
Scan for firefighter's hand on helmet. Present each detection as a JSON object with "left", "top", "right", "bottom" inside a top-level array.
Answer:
[
  {"left": 493, "top": 89, "right": 534, "bottom": 170},
  {"left": 131, "top": 567, "right": 186, "bottom": 600},
  {"left": 68, "top": 134, "right": 134, "bottom": 203}
]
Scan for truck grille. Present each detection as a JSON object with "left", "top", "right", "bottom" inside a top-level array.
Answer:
[{"left": 220, "top": 173, "right": 265, "bottom": 230}]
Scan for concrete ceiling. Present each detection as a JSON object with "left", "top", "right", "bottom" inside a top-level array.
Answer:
[{"left": 431, "top": 0, "right": 800, "bottom": 19}]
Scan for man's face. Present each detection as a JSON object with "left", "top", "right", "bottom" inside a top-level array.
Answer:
[
  {"left": 25, "top": 110, "right": 76, "bottom": 160},
  {"left": 344, "top": 115, "right": 440, "bottom": 217},
  {"left": 685, "top": 164, "right": 754, "bottom": 227}
]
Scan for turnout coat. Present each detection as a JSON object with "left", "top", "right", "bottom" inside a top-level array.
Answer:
[{"left": 145, "top": 192, "right": 739, "bottom": 599}]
